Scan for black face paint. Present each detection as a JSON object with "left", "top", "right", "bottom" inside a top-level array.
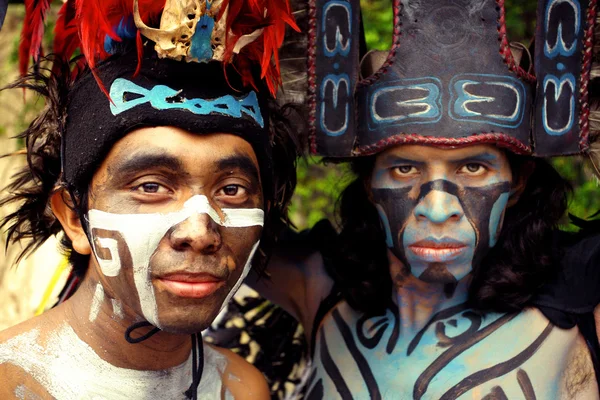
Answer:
[{"left": 372, "top": 179, "right": 510, "bottom": 282}]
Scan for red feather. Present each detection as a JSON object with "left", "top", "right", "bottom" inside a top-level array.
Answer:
[
  {"left": 73, "top": 0, "right": 164, "bottom": 95},
  {"left": 222, "top": 0, "right": 299, "bottom": 96},
  {"left": 19, "top": 0, "right": 54, "bottom": 77},
  {"left": 20, "top": 0, "right": 297, "bottom": 98},
  {"left": 53, "top": 0, "right": 79, "bottom": 64}
]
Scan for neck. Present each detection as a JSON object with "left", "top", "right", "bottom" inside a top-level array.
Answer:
[
  {"left": 388, "top": 250, "right": 471, "bottom": 336},
  {"left": 60, "top": 273, "right": 193, "bottom": 371}
]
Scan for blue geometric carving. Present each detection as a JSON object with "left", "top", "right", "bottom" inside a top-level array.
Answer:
[
  {"left": 543, "top": 0, "right": 581, "bottom": 58},
  {"left": 320, "top": 73, "right": 350, "bottom": 136},
  {"left": 109, "top": 78, "right": 264, "bottom": 128},
  {"left": 322, "top": 1, "right": 352, "bottom": 57},
  {"left": 541, "top": 73, "right": 576, "bottom": 135},
  {"left": 449, "top": 74, "right": 525, "bottom": 128},
  {"left": 368, "top": 77, "right": 442, "bottom": 128}
]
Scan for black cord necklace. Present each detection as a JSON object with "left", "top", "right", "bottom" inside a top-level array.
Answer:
[{"left": 125, "top": 322, "right": 204, "bottom": 400}]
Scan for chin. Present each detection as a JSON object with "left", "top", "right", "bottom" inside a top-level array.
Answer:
[
  {"left": 156, "top": 318, "right": 214, "bottom": 335},
  {"left": 154, "top": 303, "right": 224, "bottom": 335}
]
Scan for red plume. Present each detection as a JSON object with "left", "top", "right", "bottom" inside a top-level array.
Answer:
[
  {"left": 19, "top": 0, "right": 54, "bottom": 77},
  {"left": 20, "top": 0, "right": 298, "bottom": 98},
  {"left": 223, "top": 0, "right": 299, "bottom": 96},
  {"left": 53, "top": 0, "right": 79, "bottom": 66},
  {"left": 72, "top": 0, "right": 163, "bottom": 95}
]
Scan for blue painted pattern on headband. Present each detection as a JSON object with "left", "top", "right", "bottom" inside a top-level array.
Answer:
[{"left": 109, "top": 78, "right": 264, "bottom": 128}]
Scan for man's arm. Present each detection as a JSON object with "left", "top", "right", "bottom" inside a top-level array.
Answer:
[
  {"left": 246, "top": 222, "right": 335, "bottom": 334},
  {"left": 212, "top": 345, "right": 270, "bottom": 399}
]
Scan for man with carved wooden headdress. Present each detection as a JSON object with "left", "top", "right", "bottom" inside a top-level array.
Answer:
[
  {"left": 0, "top": 0, "right": 299, "bottom": 398},
  {"left": 243, "top": 0, "right": 600, "bottom": 398}
]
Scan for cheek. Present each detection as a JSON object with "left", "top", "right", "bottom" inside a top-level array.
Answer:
[
  {"left": 375, "top": 204, "right": 395, "bottom": 248},
  {"left": 220, "top": 226, "right": 262, "bottom": 271},
  {"left": 487, "top": 192, "right": 509, "bottom": 248}
]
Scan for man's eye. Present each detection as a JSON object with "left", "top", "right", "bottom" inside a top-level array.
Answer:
[
  {"left": 133, "top": 182, "right": 167, "bottom": 194},
  {"left": 221, "top": 184, "right": 245, "bottom": 196},
  {"left": 460, "top": 163, "right": 486, "bottom": 174},
  {"left": 394, "top": 165, "right": 416, "bottom": 174}
]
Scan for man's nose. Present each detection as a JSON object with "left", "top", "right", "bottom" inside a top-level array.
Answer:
[
  {"left": 169, "top": 213, "right": 222, "bottom": 254},
  {"left": 413, "top": 190, "right": 464, "bottom": 224}
]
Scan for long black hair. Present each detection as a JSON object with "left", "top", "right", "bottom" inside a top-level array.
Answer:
[
  {"left": 326, "top": 151, "right": 571, "bottom": 315},
  {"left": 1, "top": 55, "right": 301, "bottom": 278}
]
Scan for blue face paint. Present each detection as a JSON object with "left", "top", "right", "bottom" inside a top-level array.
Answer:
[
  {"left": 109, "top": 78, "right": 264, "bottom": 127},
  {"left": 403, "top": 188, "right": 477, "bottom": 282},
  {"left": 375, "top": 204, "right": 394, "bottom": 248},
  {"left": 372, "top": 179, "right": 511, "bottom": 284},
  {"left": 488, "top": 192, "right": 509, "bottom": 248}
]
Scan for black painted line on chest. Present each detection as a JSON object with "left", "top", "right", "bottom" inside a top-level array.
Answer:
[
  {"left": 438, "top": 323, "right": 553, "bottom": 400},
  {"left": 332, "top": 309, "right": 382, "bottom": 400},
  {"left": 413, "top": 312, "right": 517, "bottom": 400},
  {"left": 319, "top": 328, "right": 352, "bottom": 399}
]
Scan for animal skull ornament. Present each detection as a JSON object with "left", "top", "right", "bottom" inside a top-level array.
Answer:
[{"left": 133, "top": 0, "right": 229, "bottom": 62}]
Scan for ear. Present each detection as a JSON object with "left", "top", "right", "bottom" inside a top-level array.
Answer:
[
  {"left": 507, "top": 160, "right": 535, "bottom": 207},
  {"left": 50, "top": 189, "right": 92, "bottom": 255}
]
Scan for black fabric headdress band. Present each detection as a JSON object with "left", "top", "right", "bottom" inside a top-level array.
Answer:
[{"left": 64, "top": 48, "right": 272, "bottom": 190}]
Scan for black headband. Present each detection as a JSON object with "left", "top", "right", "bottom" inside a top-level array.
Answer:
[{"left": 64, "top": 48, "right": 272, "bottom": 191}]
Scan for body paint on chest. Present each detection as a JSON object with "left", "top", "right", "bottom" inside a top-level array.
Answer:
[
  {"left": 307, "top": 301, "right": 578, "bottom": 400},
  {"left": 87, "top": 194, "right": 264, "bottom": 328},
  {"left": 0, "top": 324, "right": 232, "bottom": 399}
]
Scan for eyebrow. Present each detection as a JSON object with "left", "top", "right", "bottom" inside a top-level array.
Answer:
[
  {"left": 216, "top": 154, "right": 260, "bottom": 184},
  {"left": 450, "top": 152, "right": 499, "bottom": 164},
  {"left": 380, "top": 155, "right": 425, "bottom": 166},
  {"left": 113, "top": 152, "right": 185, "bottom": 176}
]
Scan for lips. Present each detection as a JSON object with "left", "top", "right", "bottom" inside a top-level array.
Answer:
[
  {"left": 156, "top": 273, "right": 226, "bottom": 299},
  {"left": 408, "top": 238, "right": 467, "bottom": 262}
]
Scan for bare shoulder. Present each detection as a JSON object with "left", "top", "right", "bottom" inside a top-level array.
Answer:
[
  {"left": 0, "top": 309, "right": 64, "bottom": 399},
  {"left": 249, "top": 243, "right": 333, "bottom": 328},
  {"left": 209, "top": 344, "right": 270, "bottom": 400},
  {"left": 0, "top": 317, "right": 56, "bottom": 400},
  {"left": 0, "top": 362, "right": 54, "bottom": 400}
]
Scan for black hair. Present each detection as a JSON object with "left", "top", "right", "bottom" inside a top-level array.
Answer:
[
  {"left": 326, "top": 151, "right": 571, "bottom": 315},
  {"left": 1, "top": 55, "right": 300, "bottom": 278}
]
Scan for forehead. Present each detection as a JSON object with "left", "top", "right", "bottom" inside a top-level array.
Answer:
[
  {"left": 375, "top": 144, "right": 508, "bottom": 164},
  {"left": 98, "top": 126, "right": 259, "bottom": 174}
]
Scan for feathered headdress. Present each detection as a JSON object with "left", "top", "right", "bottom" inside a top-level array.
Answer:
[{"left": 19, "top": 0, "right": 299, "bottom": 96}]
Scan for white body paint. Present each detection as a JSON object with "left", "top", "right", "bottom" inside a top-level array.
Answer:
[
  {"left": 14, "top": 384, "right": 42, "bottom": 400},
  {"left": 0, "top": 324, "right": 231, "bottom": 399},
  {"left": 89, "top": 284, "right": 104, "bottom": 323},
  {"left": 111, "top": 299, "right": 124, "bottom": 320},
  {"left": 87, "top": 195, "right": 264, "bottom": 328}
]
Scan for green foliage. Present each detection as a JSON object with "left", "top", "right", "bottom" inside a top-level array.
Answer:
[
  {"left": 289, "top": 158, "right": 352, "bottom": 231},
  {"left": 361, "top": 0, "right": 393, "bottom": 51}
]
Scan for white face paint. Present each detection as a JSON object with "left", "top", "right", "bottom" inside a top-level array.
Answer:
[
  {"left": 88, "top": 283, "right": 104, "bottom": 323},
  {"left": 87, "top": 195, "right": 264, "bottom": 328},
  {"left": 0, "top": 324, "right": 231, "bottom": 398}
]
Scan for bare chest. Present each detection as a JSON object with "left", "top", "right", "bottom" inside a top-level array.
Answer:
[{"left": 307, "top": 302, "right": 597, "bottom": 400}]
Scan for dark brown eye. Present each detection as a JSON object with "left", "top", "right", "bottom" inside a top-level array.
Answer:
[
  {"left": 141, "top": 183, "right": 160, "bottom": 193},
  {"left": 398, "top": 165, "right": 412, "bottom": 173},
  {"left": 222, "top": 185, "right": 239, "bottom": 196},
  {"left": 465, "top": 163, "right": 482, "bottom": 173}
]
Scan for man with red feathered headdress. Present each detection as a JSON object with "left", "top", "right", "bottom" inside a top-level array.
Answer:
[{"left": 0, "top": 0, "right": 299, "bottom": 398}]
